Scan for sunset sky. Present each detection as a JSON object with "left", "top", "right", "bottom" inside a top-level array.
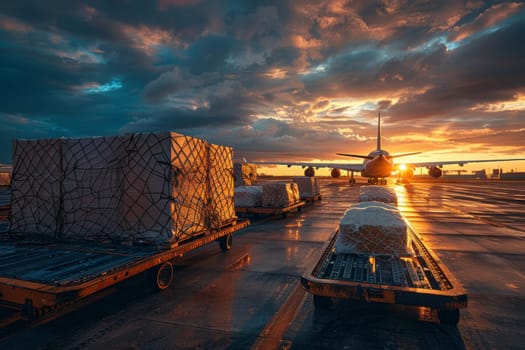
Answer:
[{"left": 1, "top": 1, "right": 524, "bottom": 174}]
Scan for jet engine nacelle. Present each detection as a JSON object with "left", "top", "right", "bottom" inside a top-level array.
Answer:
[
  {"left": 428, "top": 166, "right": 443, "bottom": 178},
  {"left": 330, "top": 168, "right": 341, "bottom": 178},
  {"left": 304, "top": 166, "right": 315, "bottom": 177}
]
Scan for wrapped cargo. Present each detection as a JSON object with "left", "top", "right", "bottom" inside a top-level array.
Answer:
[
  {"left": 62, "top": 135, "right": 127, "bottom": 241},
  {"left": 335, "top": 203, "right": 410, "bottom": 256},
  {"left": 352, "top": 201, "right": 398, "bottom": 211},
  {"left": 119, "top": 132, "right": 210, "bottom": 243},
  {"left": 208, "top": 143, "right": 236, "bottom": 230},
  {"left": 234, "top": 186, "right": 263, "bottom": 207},
  {"left": 9, "top": 132, "right": 236, "bottom": 245},
  {"left": 10, "top": 138, "right": 63, "bottom": 237},
  {"left": 261, "top": 182, "right": 300, "bottom": 208},
  {"left": 359, "top": 185, "right": 397, "bottom": 204},
  {"left": 233, "top": 162, "right": 257, "bottom": 186},
  {"left": 293, "top": 176, "right": 320, "bottom": 198}
]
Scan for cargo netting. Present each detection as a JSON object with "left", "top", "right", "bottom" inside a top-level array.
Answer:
[
  {"left": 9, "top": 132, "right": 236, "bottom": 244},
  {"left": 335, "top": 201, "right": 412, "bottom": 257}
]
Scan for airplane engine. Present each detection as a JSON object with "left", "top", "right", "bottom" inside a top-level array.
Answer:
[
  {"left": 428, "top": 166, "right": 443, "bottom": 178},
  {"left": 400, "top": 168, "right": 414, "bottom": 179},
  {"left": 330, "top": 168, "right": 341, "bottom": 178},
  {"left": 304, "top": 166, "right": 315, "bottom": 177}
]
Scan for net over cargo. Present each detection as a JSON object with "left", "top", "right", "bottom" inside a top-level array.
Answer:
[
  {"left": 9, "top": 132, "right": 236, "bottom": 244},
  {"left": 293, "top": 176, "right": 320, "bottom": 199},
  {"left": 359, "top": 185, "right": 397, "bottom": 205},
  {"left": 335, "top": 201, "right": 411, "bottom": 257},
  {"left": 261, "top": 182, "right": 300, "bottom": 208}
]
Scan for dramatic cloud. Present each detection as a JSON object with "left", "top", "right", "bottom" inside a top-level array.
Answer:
[{"left": 0, "top": 0, "right": 524, "bottom": 171}]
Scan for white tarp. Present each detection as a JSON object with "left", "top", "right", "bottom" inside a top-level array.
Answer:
[
  {"left": 234, "top": 186, "right": 263, "bottom": 207},
  {"left": 359, "top": 185, "right": 398, "bottom": 204},
  {"left": 335, "top": 202, "right": 410, "bottom": 256}
]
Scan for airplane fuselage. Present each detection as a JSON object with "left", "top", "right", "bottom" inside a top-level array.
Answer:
[{"left": 361, "top": 150, "right": 394, "bottom": 178}]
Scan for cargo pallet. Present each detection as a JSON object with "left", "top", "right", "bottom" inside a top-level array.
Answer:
[
  {"left": 302, "top": 194, "right": 322, "bottom": 204},
  {"left": 235, "top": 200, "right": 306, "bottom": 218},
  {"left": 301, "top": 222, "right": 468, "bottom": 325},
  {"left": 0, "top": 219, "right": 249, "bottom": 326}
]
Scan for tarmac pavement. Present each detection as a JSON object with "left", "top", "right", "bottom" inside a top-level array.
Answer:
[{"left": 0, "top": 179, "right": 524, "bottom": 349}]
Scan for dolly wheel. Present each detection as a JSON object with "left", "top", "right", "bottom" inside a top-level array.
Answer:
[
  {"left": 219, "top": 233, "right": 233, "bottom": 252},
  {"left": 154, "top": 262, "right": 174, "bottom": 291},
  {"left": 438, "top": 309, "right": 460, "bottom": 325},
  {"left": 313, "top": 295, "right": 332, "bottom": 309}
]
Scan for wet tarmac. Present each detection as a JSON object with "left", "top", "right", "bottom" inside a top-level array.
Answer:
[{"left": 0, "top": 179, "right": 524, "bottom": 349}]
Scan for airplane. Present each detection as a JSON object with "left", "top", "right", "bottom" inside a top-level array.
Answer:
[{"left": 252, "top": 113, "right": 525, "bottom": 184}]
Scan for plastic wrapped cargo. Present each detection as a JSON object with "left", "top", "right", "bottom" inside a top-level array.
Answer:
[
  {"left": 234, "top": 186, "right": 263, "bottom": 207},
  {"left": 9, "top": 132, "right": 236, "bottom": 244},
  {"left": 261, "top": 182, "right": 300, "bottom": 208},
  {"left": 293, "top": 176, "right": 320, "bottom": 198},
  {"left": 359, "top": 185, "right": 397, "bottom": 204},
  {"left": 335, "top": 203, "right": 410, "bottom": 256}
]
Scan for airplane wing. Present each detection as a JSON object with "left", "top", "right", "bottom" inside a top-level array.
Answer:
[
  {"left": 402, "top": 158, "right": 525, "bottom": 169},
  {"left": 252, "top": 161, "right": 364, "bottom": 172}
]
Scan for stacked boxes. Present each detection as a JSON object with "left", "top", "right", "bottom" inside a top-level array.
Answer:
[
  {"left": 261, "top": 182, "right": 300, "bottom": 208},
  {"left": 335, "top": 201, "right": 410, "bottom": 256},
  {"left": 359, "top": 185, "right": 397, "bottom": 204},
  {"left": 9, "top": 132, "right": 236, "bottom": 244},
  {"left": 293, "top": 176, "right": 320, "bottom": 198}
]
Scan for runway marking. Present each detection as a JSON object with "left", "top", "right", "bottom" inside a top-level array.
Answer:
[{"left": 251, "top": 281, "right": 307, "bottom": 350}]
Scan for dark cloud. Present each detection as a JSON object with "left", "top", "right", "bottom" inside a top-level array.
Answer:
[{"left": 0, "top": 0, "right": 524, "bottom": 166}]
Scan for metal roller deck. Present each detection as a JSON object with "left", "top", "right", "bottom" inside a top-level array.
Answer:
[
  {"left": 0, "top": 219, "right": 249, "bottom": 324},
  {"left": 301, "top": 222, "right": 468, "bottom": 324}
]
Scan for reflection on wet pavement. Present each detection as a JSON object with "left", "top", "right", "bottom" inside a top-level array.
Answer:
[{"left": 1, "top": 179, "right": 524, "bottom": 349}]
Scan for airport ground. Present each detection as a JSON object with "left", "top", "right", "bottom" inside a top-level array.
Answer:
[{"left": 0, "top": 178, "right": 524, "bottom": 349}]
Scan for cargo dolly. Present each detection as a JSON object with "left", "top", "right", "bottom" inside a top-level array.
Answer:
[
  {"left": 301, "top": 194, "right": 322, "bottom": 205},
  {"left": 301, "top": 222, "right": 468, "bottom": 325},
  {"left": 0, "top": 219, "right": 249, "bottom": 326},
  {"left": 235, "top": 200, "right": 306, "bottom": 218}
]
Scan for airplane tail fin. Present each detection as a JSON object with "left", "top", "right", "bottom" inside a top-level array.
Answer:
[{"left": 377, "top": 112, "right": 381, "bottom": 151}]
